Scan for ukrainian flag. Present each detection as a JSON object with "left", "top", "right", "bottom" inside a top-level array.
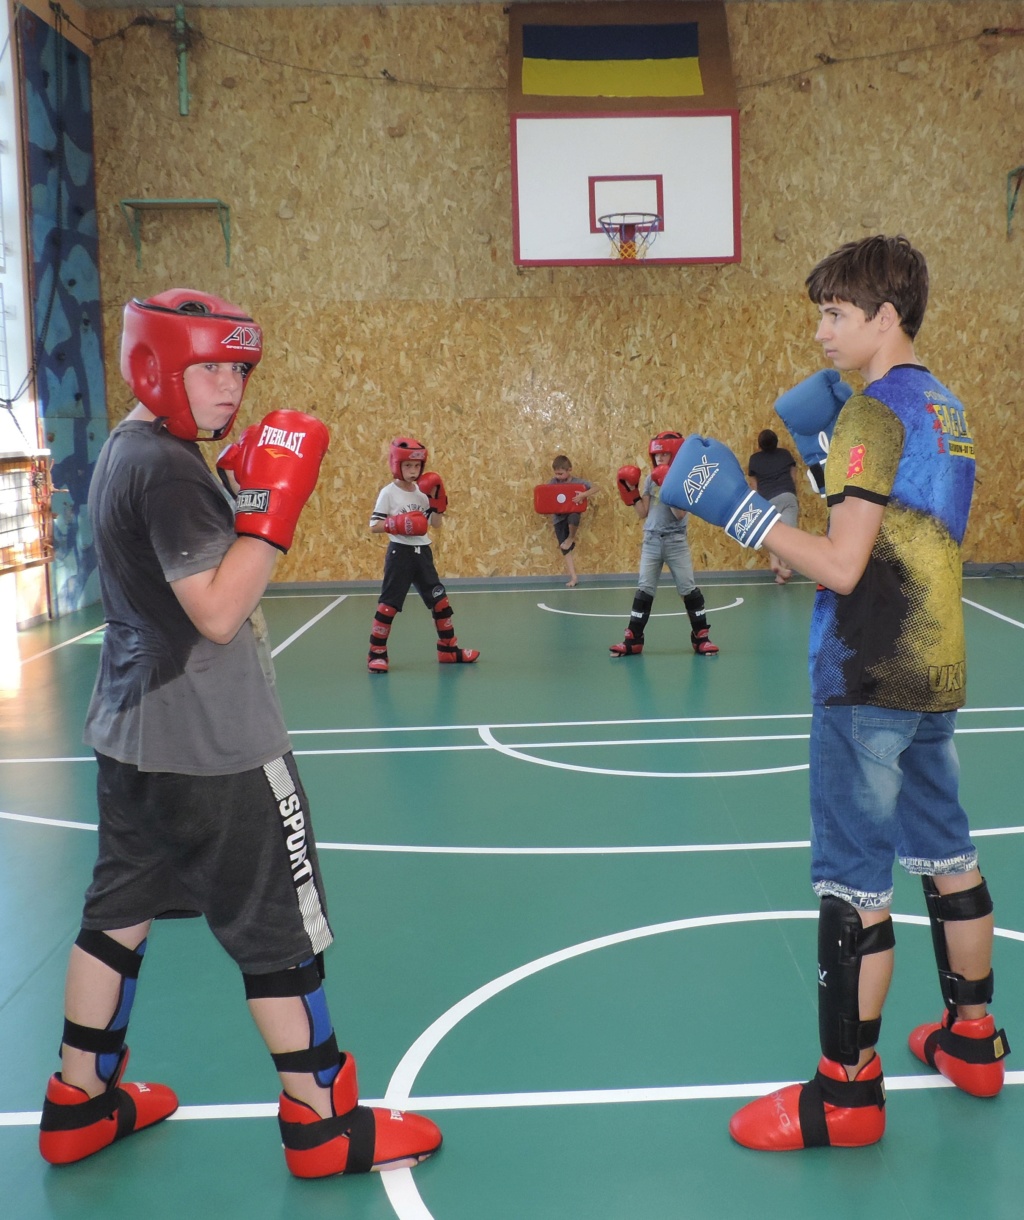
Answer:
[{"left": 522, "top": 22, "right": 703, "bottom": 99}]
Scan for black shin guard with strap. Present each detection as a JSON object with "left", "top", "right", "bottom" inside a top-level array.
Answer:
[
  {"left": 817, "top": 896, "right": 895, "bottom": 1066},
  {"left": 62, "top": 929, "right": 146, "bottom": 1084},
  {"left": 922, "top": 875, "right": 994, "bottom": 1012},
  {"left": 627, "top": 590, "right": 653, "bottom": 640},
  {"left": 244, "top": 955, "right": 340, "bottom": 1086},
  {"left": 683, "top": 588, "right": 708, "bottom": 633}
]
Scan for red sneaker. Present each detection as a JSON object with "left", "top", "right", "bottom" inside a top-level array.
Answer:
[
  {"left": 908, "top": 1012, "right": 1009, "bottom": 1097},
  {"left": 279, "top": 1052, "right": 442, "bottom": 1178},
  {"left": 39, "top": 1049, "right": 178, "bottom": 1165},
  {"left": 729, "top": 1054, "right": 885, "bottom": 1151}
]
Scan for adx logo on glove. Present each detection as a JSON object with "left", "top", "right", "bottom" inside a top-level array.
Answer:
[
  {"left": 661, "top": 435, "right": 781, "bottom": 551},
  {"left": 680, "top": 453, "right": 719, "bottom": 506}
]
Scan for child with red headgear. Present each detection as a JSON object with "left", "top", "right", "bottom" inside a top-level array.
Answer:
[
  {"left": 367, "top": 437, "right": 479, "bottom": 672},
  {"left": 610, "top": 431, "right": 720, "bottom": 658},
  {"left": 39, "top": 291, "right": 442, "bottom": 1180}
]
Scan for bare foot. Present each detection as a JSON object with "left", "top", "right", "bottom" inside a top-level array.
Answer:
[
  {"left": 774, "top": 568, "right": 793, "bottom": 585},
  {"left": 566, "top": 577, "right": 578, "bottom": 588}
]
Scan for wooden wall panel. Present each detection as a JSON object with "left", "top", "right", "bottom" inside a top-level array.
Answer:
[{"left": 89, "top": 2, "right": 1024, "bottom": 582}]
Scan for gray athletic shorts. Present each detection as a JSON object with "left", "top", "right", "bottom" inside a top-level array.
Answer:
[{"left": 83, "top": 751, "right": 334, "bottom": 974}]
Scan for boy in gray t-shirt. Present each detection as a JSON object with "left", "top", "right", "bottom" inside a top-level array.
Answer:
[{"left": 39, "top": 290, "right": 441, "bottom": 1181}]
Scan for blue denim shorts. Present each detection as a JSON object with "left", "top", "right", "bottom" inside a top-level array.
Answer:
[{"left": 809, "top": 704, "right": 977, "bottom": 910}]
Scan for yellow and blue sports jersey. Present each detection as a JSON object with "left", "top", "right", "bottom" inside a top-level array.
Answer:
[{"left": 809, "top": 364, "right": 975, "bottom": 712}]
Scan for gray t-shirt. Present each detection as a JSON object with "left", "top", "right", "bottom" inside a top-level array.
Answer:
[
  {"left": 642, "top": 474, "right": 688, "bottom": 536},
  {"left": 82, "top": 420, "right": 290, "bottom": 775}
]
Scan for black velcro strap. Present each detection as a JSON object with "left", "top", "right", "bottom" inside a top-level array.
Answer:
[
  {"left": 935, "top": 1023, "right": 1011, "bottom": 1065},
  {"left": 113, "top": 1088, "right": 139, "bottom": 1142},
  {"left": 40, "top": 1082, "right": 120, "bottom": 1132},
  {"left": 243, "top": 958, "right": 323, "bottom": 1001},
  {"left": 62, "top": 1018, "right": 126, "bottom": 1056},
  {"left": 272, "top": 1033, "right": 340, "bottom": 1076},
  {"left": 796, "top": 1075, "right": 831, "bottom": 1148},
  {"left": 796, "top": 1068, "right": 886, "bottom": 1150},
  {"left": 278, "top": 1102, "right": 377, "bottom": 1174},
  {"left": 75, "top": 929, "right": 144, "bottom": 979},
  {"left": 854, "top": 918, "right": 896, "bottom": 957},
  {"left": 940, "top": 968, "right": 994, "bottom": 1010},
  {"left": 926, "top": 877, "right": 994, "bottom": 923}
]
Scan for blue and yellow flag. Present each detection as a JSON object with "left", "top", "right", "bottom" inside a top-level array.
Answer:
[{"left": 522, "top": 22, "right": 703, "bottom": 99}]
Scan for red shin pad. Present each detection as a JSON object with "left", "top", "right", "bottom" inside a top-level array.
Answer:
[
  {"left": 729, "top": 1054, "right": 885, "bottom": 1151},
  {"left": 39, "top": 1049, "right": 178, "bottom": 1165},
  {"left": 278, "top": 1052, "right": 442, "bottom": 1178},
  {"left": 908, "top": 1012, "right": 1009, "bottom": 1097}
]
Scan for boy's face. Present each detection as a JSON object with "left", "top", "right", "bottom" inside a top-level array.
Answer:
[
  {"left": 815, "top": 299, "right": 883, "bottom": 375},
  {"left": 552, "top": 466, "right": 572, "bottom": 482},
  {"left": 653, "top": 452, "right": 671, "bottom": 466},
  {"left": 183, "top": 362, "right": 246, "bottom": 433},
  {"left": 400, "top": 460, "right": 423, "bottom": 482}
]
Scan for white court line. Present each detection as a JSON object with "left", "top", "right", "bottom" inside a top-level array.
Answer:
[
  {"left": 381, "top": 913, "right": 1024, "bottom": 1218},
  {"left": 10, "top": 1068, "right": 1024, "bottom": 1129},
  {"left": 270, "top": 594, "right": 347, "bottom": 657},
  {"left": 17, "top": 625, "right": 105, "bottom": 665},
  {"left": 7, "top": 808, "right": 1024, "bottom": 853},
  {"left": 537, "top": 597, "right": 743, "bottom": 619},
  {"left": 1, "top": 709, "right": 1021, "bottom": 768},
  {"left": 477, "top": 724, "right": 809, "bottom": 779},
  {"left": 963, "top": 598, "right": 1024, "bottom": 630}
]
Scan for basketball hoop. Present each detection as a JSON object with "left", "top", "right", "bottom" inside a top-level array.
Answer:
[{"left": 598, "top": 212, "right": 662, "bottom": 261}]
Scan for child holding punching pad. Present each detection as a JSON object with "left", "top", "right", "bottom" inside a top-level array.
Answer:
[
  {"left": 661, "top": 235, "right": 1009, "bottom": 1151},
  {"left": 39, "top": 291, "right": 442, "bottom": 1180}
]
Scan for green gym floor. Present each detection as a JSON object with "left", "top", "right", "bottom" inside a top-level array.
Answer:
[{"left": 2, "top": 572, "right": 1023, "bottom": 1219}]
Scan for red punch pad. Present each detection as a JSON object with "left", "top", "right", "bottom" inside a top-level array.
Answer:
[{"left": 533, "top": 483, "right": 589, "bottom": 514}]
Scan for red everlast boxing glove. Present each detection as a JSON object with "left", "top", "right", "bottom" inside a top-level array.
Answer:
[
  {"left": 417, "top": 471, "right": 448, "bottom": 515},
  {"left": 219, "top": 409, "right": 330, "bottom": 552},
  {"left": 384, "top": 511, "right": 429, "bottom": 537}
]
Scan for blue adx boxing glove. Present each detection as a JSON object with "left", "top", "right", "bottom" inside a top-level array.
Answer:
[
  {"left": 660, "top": 435, "right": 781, "bottom": 550},
  {"left": 774, "top": 369, "right": 853, "bottom": 495}
]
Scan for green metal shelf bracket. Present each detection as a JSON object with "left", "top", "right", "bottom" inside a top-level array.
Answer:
[
  {"left": 119, "top": 198, "right": 231, "bottom": 267},
  {"left": 1007, "top": 166, "right": 1024, "bottom": 238}
]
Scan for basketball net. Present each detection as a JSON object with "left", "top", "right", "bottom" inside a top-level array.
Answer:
[{"left": 598, "top": 212, "right": 661, "bottom": 261}]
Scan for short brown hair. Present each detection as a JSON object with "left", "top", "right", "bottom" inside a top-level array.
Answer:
[
  {"left": 552, "top": 454, "right": 572, "bottom": 471},
  {"left": 805, "top": 234, "right": 928, "bottom": 340}
]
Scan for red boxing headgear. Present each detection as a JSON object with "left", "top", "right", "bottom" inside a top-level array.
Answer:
[
  {"left": 389, "top": 437, "right": 428, "bottom": 479},
  {"left": 120, "top": 289, "right": 263, "bottom": 441},
  {"left": 649, "top": 430, "right": 685, "bottom": 467}
]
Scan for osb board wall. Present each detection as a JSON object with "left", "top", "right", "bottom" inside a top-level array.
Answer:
[{"left": 86, "top": 2, "right": 1024, "bottom": 584}]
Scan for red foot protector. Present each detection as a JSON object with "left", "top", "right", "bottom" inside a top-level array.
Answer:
[
  {"left": 279, "top": 1051, "right": 442, "bottom": 1177},
  {"left": 533, "top": 484, "right": 589, "bottom": 514},
  {"left": 39, "top": 1049, "right": 178, "bottom": 1165},
  {"left": 729, "top": 1054, "right": 885, "bottom": 1151},
  {"left": 908, "top": 1012, "right": 1009, "bottom": 1097}
]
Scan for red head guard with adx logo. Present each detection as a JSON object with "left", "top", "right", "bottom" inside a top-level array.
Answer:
[
  {"left": 120, "top": 289, "right": 263, "bottom": 441},
  {"left": 389, "top": 437, "right": 428, "bottom": 479},
  {"left": 648, "top": 430, "right": 685, "bottom": 467}
]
